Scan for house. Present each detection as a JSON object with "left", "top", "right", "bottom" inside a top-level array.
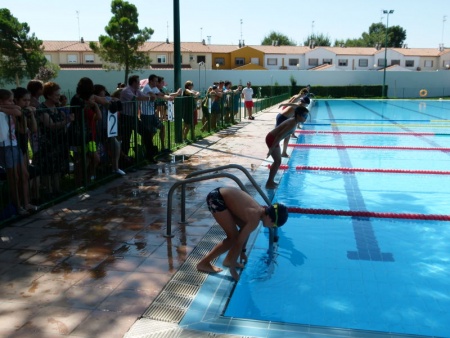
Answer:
[{"left": 41, "top": 40, "right": 450, "bottom": 72}]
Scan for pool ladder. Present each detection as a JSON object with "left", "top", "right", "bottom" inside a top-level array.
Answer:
[{"left": 165, "top": 164, "right": 278, "bottom": 253}]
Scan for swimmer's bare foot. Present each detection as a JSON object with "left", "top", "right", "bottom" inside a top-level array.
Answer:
[
  {"left": 265, "top": 181, "right": 279, "bottom": 189},
  {"left": 281, "top": 152, "right": 290, "bottom": 158},
  {"left": 291, "top": 133, "right": 297, "bottom": 139},
  {"left": 197, "top": 262, "right": 223, "bottom": 274},
  {"left": 229, "top": 267, "right": 240, "bottom": 281}
]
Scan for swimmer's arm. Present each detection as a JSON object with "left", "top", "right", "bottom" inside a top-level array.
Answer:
[{"left": 278, "top": 103, "right": 299, "bottom": 109}]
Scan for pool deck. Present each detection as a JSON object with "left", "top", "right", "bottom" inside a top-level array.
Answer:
[{"left": 0, "top": 106, "right": 281, "bottom": 338}]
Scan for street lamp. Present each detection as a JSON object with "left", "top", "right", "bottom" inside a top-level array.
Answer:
[
  {"left": 215, "top": 63, "right": 219, "bottom": 70},
  {"left": 382, "top": 9, "right": 394, "bottom": 98},
  {"left": 198, "top": 61, "right": 205, "bottom": 92}
]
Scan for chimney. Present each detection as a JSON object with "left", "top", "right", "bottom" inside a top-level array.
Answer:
[
  {"left": 202, "top": 39, "right": 206, "bottom": 45},
  {"left": 80, "top": 37, "right": 84, "bottom": 43},
  {"left": 166, "top": 38, "right": 169, "bottom": 44}
]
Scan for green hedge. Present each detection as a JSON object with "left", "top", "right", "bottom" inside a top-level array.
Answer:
[{"left": 251, "top": 85, "right": 384, "bottom": 98}]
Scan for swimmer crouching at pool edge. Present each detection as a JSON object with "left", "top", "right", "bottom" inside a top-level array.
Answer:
[{"left": 197, "top": 187, "right": 288, "bottom": 281}]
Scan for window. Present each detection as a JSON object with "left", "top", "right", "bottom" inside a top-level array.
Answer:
[
  {"left": 197, "top": 55, "right": 205, "bottom": 63},
  {"left": 85, "top": 54, "right": 95, "bottom": 63},
  {"left": 377, "top": 59, "right": 386, "bottom": 67},
  {"left": 391, "top": 59, "right": 400, "bottom": 66},
  {"left": 267, "top": 58, "right": 277, "bottom": 66},
  {"left": 358, "top": 59, "right": 368, "bottom": 67},
  {"left": 424, "top": 60, "right": 433, "bottom": 67},
  {"left": 323, "top": 58, "right": 333, "bottom": 65},
  {"left": 45, "top": 55, "right": 52, "bottom": 62},
  {"left": 308, "top": 58, "right": 319, "bottom": 66},
  {"left": 289, "top": 58, "right": 299, "bottom": 66},
  {"left": 157, "top": 55, "right": 166, "bottom": 64},
  {"left": 68, "top": 54, "right": 77, "bottom": 63},
  {"left": 338, "top": 59, "right": 348, "bottom": 66},
  {"left": 250, "top": 57, "right": 259, "bottom": 65},
  {"left": 405, "top": 60, "right": 414, "bottom": 67},
  {"left": 235, "top": 57, "right": 245, "bottom": 66},
  {"left": 215, "top": 57, "right": 225, "bottom": 65}
]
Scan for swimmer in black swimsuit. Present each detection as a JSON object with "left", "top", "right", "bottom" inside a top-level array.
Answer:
[{"left": 197, "top": 187, "right": 288, "bottom": 281}]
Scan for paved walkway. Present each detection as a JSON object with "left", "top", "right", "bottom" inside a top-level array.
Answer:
[{"left": 0, "top": 105, "right": 284, "bottom": 338}]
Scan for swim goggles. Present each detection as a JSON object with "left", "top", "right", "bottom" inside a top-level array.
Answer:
[{"left": 273, "top": 203, "right": 279, "bottom": 228}]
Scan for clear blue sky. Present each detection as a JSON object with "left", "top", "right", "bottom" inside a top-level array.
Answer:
[{"left": 5, "top": 0, "right": 449, "bottom": 48}]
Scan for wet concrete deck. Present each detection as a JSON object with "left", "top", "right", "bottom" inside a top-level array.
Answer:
[{"left": 0, "top": 105, "right": 283, "bottom": 337}]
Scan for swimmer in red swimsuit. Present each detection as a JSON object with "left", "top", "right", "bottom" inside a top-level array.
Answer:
[{"left": 265, "top": 106, "right": 309, "bottom": 189}]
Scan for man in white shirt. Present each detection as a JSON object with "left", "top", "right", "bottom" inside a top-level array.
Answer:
[
  {"left": 241, "top": 81, "right": 254, "bottom": 120},
  {"left": 141, "top": 74, "right": 172, "bottom": 151}
]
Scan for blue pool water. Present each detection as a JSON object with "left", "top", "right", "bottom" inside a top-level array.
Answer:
[{"left": 183, "top": 100, "right": 450, "bottom": 337}]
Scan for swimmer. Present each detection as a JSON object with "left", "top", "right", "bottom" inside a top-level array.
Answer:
[
  {"left": 196, "top": 187, "right": 288, "bottom": 281},
  {"left": 266, "top": 106, "right": 309, "bottom": 189}
]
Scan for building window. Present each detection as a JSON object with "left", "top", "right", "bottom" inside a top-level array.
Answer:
[
  {"left": 358, "top": 59, "right": 368, "bottom": 67},
  {"left": 251, "top": 57, "right": 259, "bottom": 65},
  {"left": 323, "top": 58, "right": 333, "bottom": 65},
  {"left": 68, "top": 54, "right": 78, "bottom": 63},
  {"left": 424, "top": 60, "right": 433, "bottom": 67},
  {"left": 157, "top": 55, "right": 166, "bottom": 64},
  {"left": 308, "top": 58, "right": 319, "bottom": 66},
  {"left": 391, "top": 59, "right": 400, "bottom": 66},
  {"left": 215, "top": 57, "right": 225, "bottom": 65},
  {"left": 85, "top": 55, "right": 95, "bottom": 63},
  {"left": 197, "top": 55, "right": 205, "bottom": 63},
  {"left": 45, "top": 55, "right": 52, "bottom": 62},
  {"left": 267, "top": 58, "right": 277, "bottom": 65},
  {"left": 338, "top": 59, "right": 348, "bottom": 66},
  {"left": 377, "top": 58, "right": 386, "bottom": 67},
  {"left": 405, "top": 60, "right": 414, "bottom": 67},
  {"left": 235, "top": 57, "right": 245, "bottom": 66},
  {"left": 289, "top": 58, "right": 299, "bottom": 66}
]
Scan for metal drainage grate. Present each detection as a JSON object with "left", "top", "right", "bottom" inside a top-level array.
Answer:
[{"left": 142, "top": 224, "right": 224, "bottom": 324}]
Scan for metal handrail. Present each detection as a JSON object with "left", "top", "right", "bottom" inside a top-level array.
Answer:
[{"left": 165, "top": 164, "right": 278, "bottom": 255}]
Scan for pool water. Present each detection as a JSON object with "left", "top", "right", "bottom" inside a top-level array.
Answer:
[{"left": 224, "top": 100, "right": 450, "bottom": 337}]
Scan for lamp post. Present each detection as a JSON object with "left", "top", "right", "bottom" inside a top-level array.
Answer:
[
  {"left": 198, "top": 61, "right": 204, "bottom": 92},
  {"left": 216, "top": 63, "right": 219, "bottom": 70},
  {"left": 382, "top": 9, "right": 394, "bottom": 98}
]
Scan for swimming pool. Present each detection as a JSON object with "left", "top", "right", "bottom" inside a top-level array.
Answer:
[{"left": 181, "top": 100, "right": 450, "bottom": 337}]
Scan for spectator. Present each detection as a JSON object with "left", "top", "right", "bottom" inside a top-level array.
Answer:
[
  {"left": 119, "top": 75, "right": 157, "bottom": 163},
  {"left": 70, "top": 77, "right": 102, "bottom": 182},
  {"left": 242, "top": 81, "right": 254, "bottom": 120},
  {"left": 34, "top": 82, "right": 72, "bottom": 197},
  {"left": 142, "top": 74, "right": 173, "bottom": 151},
  {"left": 94, "top": 84, "right": 125, "bottom": 176},
  {"left": 12, "top": 87, "right": 38, "bottom": 206},
  {"left": 182, "top": 80, "right": 200, "bottom": 141},
  {"left": 0, "top": 89, "right": 37, "bottom": 214}
]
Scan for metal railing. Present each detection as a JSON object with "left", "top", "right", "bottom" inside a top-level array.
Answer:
[{"left": 165, "top": 164, "right": 279, "bottom": 254}]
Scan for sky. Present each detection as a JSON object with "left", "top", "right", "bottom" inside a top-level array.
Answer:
[{"left": 4, "top": 0, "right": 449, "bottom": 49}]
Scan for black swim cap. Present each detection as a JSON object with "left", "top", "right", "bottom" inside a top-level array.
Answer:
[{"left": 267, "top": 203, "right": 288, "bottom": 227}]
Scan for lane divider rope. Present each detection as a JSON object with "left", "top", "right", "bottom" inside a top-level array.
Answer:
[
  {"left": 287, "top": 207, "right": 450, "bottom": 221},
  {"left": 271, "top": 165, "right": 450, "bottom": 175},
  {"left": 295, "top": 130, "right": 450, "bottom": 136},
  {"left": 287, "top": 144, "right": 450, "bottom": 151}
]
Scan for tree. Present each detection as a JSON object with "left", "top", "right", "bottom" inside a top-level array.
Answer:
[
  {"left": 0, "top": 8, "right": 47, "bottom": 86},
  {"left": 89, "top": 0, "right": 154, "bottom": 83},
  {"left": 303, "top": 33, "right": 331, "bottom": 47},
  {"left": 261, "top": 31, "right": 296, "bottom": 46},
  {"left": 35, "top": 63, "right": 60, "bottom": 82},
  {"left": 336, "top": 23, "right": 406, "bottom": 48}
]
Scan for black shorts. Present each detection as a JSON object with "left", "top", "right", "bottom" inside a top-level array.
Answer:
[{"left": 206, "top": 187, "right": 227, "bottom": 213}]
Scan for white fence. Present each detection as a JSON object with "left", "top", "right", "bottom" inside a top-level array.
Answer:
[{"left": 13, "top": 69, "right": 450, "bottom": 99}]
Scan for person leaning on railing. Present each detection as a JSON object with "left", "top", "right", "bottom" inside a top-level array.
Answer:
[{"left": 119, "top": 75, "right": 157, "bottom": 163}]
